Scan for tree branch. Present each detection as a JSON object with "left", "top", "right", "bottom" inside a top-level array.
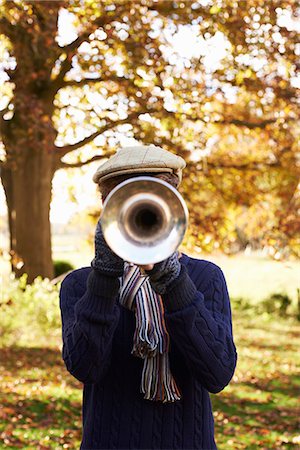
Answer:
[
  {"left": 54, "top": 111, "right": 143, "bottom": 160},
  {"left": 57, "top": 153, "right": 113, "bottom": 170},
  {"left": 207, "top": 160, "right": 281, "bottom": 170},
  {"left": 217, "top": 117, "right": 277, "bottom": 129},
  {"left": 0, "top": 16, "right": 14, "bottom": 36},
  {"left": 174, "top": 114, "right": 278, "bottom": 129},
  {"left": 60, "top": 74, "right": 130, "bottom": 88},
  {"left": 0, "top": 108, "right": 9, "bottom": 120},
  {"left": 61, "top": 77, "right": 106, "bottom": 88},
  {"left": 217, "top": 116, "right": 296, "bottom": 128},
  {"left": 0, "top": 105, "right": 11, "bottom": 121},
  {"left": 51, "top": 10, "right": 125, "bottom": 94},
  {"left": 148, "top": 2, "right": 211, "bottom": 22},
  {"left": 141, "top": 134, "right": 282, "bottom": 171},
  {"left": 31, "top": 3, "right": 46, "bottom": 25},
  {"left": 151, "top": 109, "right": 296, "bottom": 130}
]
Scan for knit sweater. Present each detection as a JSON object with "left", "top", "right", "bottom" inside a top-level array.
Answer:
[{"left": 59, "top": 254, "right": 237, "bottom": 450}]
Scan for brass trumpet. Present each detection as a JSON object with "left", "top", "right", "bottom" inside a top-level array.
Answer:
[{"left": 101, "top": 176, "right": 188, "bottom": 265}]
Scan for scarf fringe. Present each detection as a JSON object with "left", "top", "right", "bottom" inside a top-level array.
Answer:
[
  {"left": 141, "top": 354, "right": 181, "bottom": 403},
  {"left": 120, "top": 264, "right": 181, "bottom": 403}
]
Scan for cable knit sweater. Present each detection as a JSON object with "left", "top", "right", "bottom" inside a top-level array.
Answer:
[{"left": 59, "top": 254, "right": 237, "bottom": 450}]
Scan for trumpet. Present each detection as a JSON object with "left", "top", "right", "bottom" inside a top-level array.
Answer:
[{"left": 101, "top": 176, "right": 188, "bottom": 265}]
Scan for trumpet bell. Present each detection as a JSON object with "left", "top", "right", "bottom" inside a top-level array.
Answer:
[{"left": 101, "top": 176, "right": 188, "bottom": 265}]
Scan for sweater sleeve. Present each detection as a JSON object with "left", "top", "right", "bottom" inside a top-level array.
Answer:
[
  {"left": 59, "top": 269, "right": 120, "bottom": 384},
  {"left": 163, "top": 263, "right": 237, "bottom": 394}
]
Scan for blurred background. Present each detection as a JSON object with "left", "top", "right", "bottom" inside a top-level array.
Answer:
[{"left": 0, "top": 1, "right": 299, "bottom": 449}]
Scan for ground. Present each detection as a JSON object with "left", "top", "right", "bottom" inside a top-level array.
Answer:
[
  {"left": 1, "top": 243, "right": 299, "bottom": 449},
  {"left": 0, "top": 312, "right": 299, "bottom": 450}
]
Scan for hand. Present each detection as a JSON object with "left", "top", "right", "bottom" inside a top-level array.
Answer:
[
  {"left": 143, "top": 252, "right": 181, "bottom": 295},
  {"left": 139, "top": 252, "right": 182, "bottom": 273},
  {"left": 139, "top": 264, "right": 154, "bottom": 272},
  {"left": 91, "top": 219, "right": 124, "bottom": 277}
]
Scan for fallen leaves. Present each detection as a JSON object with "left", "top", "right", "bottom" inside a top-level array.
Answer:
[
  {"left": 211, "top": 313, "right": 300, "bottom": 449},
  {"left": 0, "top": 346, "right": 81, "bottom": 449},
  {"left": 0, "top": 313, "right": 299, "bottom": 449}
]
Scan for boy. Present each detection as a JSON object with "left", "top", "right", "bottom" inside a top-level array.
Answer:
[{"left": 59, "top": 144, "right": 237, "bottom": 449}]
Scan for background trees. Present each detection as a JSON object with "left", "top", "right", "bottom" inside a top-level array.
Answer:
[{"left": 0, "top": 0, "right": 299, "bottom": 281}]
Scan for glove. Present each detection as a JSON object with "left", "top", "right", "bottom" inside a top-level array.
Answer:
[
  {"left": 91, "top": 219, "right": 124, "bottom": 277},
  {"left": 145, "top": 252, "right": 181, "bottom": 295}
]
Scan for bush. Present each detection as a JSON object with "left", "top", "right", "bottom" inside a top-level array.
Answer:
[
  {"left": 53, "top": 260, "right": 74, "bottom": 278},
  {"left": 231, "top": 297, "right": 253, "bottom": 312},
  {"left": 0, "top": 274, "right": 61, "bottom": 347},
  {"left": 232, "top": 292, "right": 296, "bottom": 320},
  {"left": 260, "top": 293, "right": 292, "bottom": 317}
]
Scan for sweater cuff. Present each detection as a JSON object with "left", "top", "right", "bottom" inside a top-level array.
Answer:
[
  {"left": 75, "top": 269, "right": 120, "bottom": 316},
  {"left": 162, "top": 265, "right": 197, "bottom": 312}
]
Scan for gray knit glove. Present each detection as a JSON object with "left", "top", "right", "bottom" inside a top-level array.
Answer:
[
  {"left": 91, "top": 219, "right": 124, "bottom": 277},
  {"left": 146, "top": 252, "right": 181, "bottom": 295}
]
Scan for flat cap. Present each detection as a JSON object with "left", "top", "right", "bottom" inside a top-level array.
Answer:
[{"left": 93, "top": 144, "right": 186, "bottom": 184}]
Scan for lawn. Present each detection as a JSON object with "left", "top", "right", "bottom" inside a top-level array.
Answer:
[
  {"left": 209, "top": 252, "right": 300, "bottom": 305},
  {"left": 212, "top": 313, "right": 300, "bottom": 449},
  {"left": 1, "top": 236, "right": 299, "bottom": 449},
  {"left": 53, "top": 235, "right": 300, "bottom": 304},
  {"left": 0, "top": 311, "right": 299, "bottom": 450},
  {"left": 2, "top": 232, "right": 299, "bottom": 305}
]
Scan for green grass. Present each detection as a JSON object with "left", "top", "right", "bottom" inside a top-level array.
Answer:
[
  {"left": 1, "top": 237, "right": 299, "bottom": 448},
  {"left": 0, "top": 313, "right": 299, "bottom": 449},
  {"left": 52, "top": 237, "right": 300, "bottom": 304},
  {"left": 0, "top": 347, "right": 82, "bottom": 449},
  {"left": 209, "top": 252, "right": 300, "bottom": 305},
  {"left": 211, "top": 313, "right": 300, "bottom": 449},
  {"left": 2, "top": 232, "right": 299, "bottom": 304}
]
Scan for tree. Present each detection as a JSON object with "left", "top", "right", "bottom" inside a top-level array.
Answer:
[{"left": 0, "top": 0, "right": 299, "bottom": 281}]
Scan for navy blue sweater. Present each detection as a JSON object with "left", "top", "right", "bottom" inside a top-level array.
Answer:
[{"left": 59, "top": 254, "right": 237, "bottom": 449}]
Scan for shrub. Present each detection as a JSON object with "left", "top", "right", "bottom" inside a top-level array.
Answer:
[
  {"left": 0, "top": 274, "right": 61, "bottom": 347},
  {"left": 231, "top": 297, "right": 253, "bottom": 312},
  {"left": 53, "top": 260, "right": 74, "bottom": 277},
  {"left": 260, "top": 293, "right": 292, "bottom": 317},
  {"left": 231, "top": 291, "right": 297, "bottom": 320}
]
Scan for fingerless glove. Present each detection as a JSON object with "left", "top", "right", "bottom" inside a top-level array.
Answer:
[{"left": 91, "top": 220, "right": 124, "bottom": 277}]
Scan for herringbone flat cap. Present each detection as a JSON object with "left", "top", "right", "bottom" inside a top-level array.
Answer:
[{"left": 93, "top": 145, "right": 186, "bottom": 184}]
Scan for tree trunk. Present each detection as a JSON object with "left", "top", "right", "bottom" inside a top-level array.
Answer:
[{"left": 1, "top": 151, "right": 54, "bottom": 283}]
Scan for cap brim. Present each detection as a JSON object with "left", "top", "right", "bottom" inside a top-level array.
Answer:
[{"left": 94, "top": 167, "right": 173, "bottom": 183}]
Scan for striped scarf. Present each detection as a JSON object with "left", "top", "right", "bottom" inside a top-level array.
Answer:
[{"left": 120, "top": 263, "right": 181, "bottom": 403}]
